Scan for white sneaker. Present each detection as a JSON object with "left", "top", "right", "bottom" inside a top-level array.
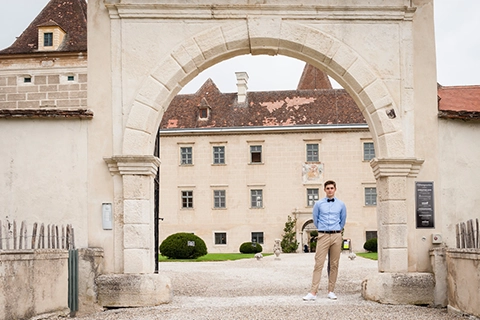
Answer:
[
  {"left": 303, "top": 293, "right": 316, "bottom": 301},
  {"left": 327, "top": 292, "right": 337, "bottom": 300}
]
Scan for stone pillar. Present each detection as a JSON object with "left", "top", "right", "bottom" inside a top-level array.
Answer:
[
  {"left": 370, "top": 157, "right": 424, "bottom": 272},
  {"left": 362, "top": 158, "right": 436, "bottom": 306},
  {"left": 105, "top": 155, "right": 160, "bottom": 274},
  {"left": 100, "top": 155, "right": 172, "bottom": 308}
]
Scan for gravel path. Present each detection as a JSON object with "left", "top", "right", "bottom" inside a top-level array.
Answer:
[{"left": 51, "top": 252, "right": 469, "bottom": 320}]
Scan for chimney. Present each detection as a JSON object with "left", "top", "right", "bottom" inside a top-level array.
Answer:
[{"left": 235, "top": 72, "right": 249, "bottom": 104}]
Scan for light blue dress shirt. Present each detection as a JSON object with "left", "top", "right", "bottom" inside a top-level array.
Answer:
[{"left": 312, "top": 197, "right": 347, "bottom": 232}]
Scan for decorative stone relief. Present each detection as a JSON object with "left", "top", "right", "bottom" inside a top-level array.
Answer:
[{"left": 302, "top": 163, "right": 323, "bottom": 184}]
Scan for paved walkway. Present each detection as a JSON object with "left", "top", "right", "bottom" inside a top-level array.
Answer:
[{"left": 54, "top": 252, "right": 468, "bottom": 320}]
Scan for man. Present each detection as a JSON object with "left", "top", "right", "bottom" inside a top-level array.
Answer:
[{"left": 303, "top": 180, "right": 347, "bottom": 301}]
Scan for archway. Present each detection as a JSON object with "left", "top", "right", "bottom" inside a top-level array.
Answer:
[{"left": 97, "top": 1, "right": 433, "bottom": 307}]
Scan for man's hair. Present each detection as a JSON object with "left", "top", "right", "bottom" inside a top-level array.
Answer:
[{"left": 324, "top": 180, "right": 336, "bottom": 188}]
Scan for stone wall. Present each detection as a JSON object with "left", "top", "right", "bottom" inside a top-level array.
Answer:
[
  {"left": 0, "top": 249, "right": 69, "bottom": 319},
  {"left": 0, "top": 248, "right": 104, "bottom": 319},
  {"left": 446, "top": 249, "right": 480, "bottom": 317},
  {"left": 0, "top": 72, "right": 87, "bottom": 110}
]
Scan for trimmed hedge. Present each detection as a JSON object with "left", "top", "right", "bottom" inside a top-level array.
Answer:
[
  {"left": 160, "top": 232, "right": 208, "bottom": 259},
  {"left": 239, "top": 242, "right": 263, "bottom": 254},
  {"left": 363, "top": 237, "right": 378, "bottom": 252}
]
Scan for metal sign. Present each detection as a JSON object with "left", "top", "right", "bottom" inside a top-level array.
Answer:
[{"left": 415, "top": 181, "right": 434, "bottom": 228}]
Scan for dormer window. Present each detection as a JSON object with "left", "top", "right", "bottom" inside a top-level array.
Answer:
[
  {"left": 198, "top": 98, "right": 211, "bottom": 120},
  {"left": 38, "top": 21, "right": 66, "bottom": 51},
  {"left": 44, "top": 33, "right": 53, "bottom": 47}
]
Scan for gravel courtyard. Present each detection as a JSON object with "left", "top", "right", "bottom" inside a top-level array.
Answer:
[{"left": 50, "top": 252, "right": 469, "bottom": 320}]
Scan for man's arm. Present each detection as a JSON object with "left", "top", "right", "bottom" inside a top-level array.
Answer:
[
  {"left": 339, "top": 204, "right": 347, "bottom": 230},
  {"left": 312, "top": 202, "right": 320, "bottom": 229}
]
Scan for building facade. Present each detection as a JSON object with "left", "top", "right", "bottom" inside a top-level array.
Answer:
[{"left": 158, "top": 67, "right": 378, "bottom": 253}]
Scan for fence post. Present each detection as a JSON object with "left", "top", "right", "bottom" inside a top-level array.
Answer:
[{"left": 68, "top": 249, "right": 79, "bottom": 316}]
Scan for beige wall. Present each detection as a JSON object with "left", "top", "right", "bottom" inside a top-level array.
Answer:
[
  {"left": 159, "top": 128, "right": 377, "bottom": 253},
  {"left": 0, "top": 250, "right": 69, "bottom": 319},
  {"left": 0, "top": 120, "right": 90, "bottom": 248},
  {"left": 437, "top": 119, "right": 480, "bottom": 245}
]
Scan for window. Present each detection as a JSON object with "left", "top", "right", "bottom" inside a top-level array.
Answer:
[
  {"left": 213, "top": 190, "right": 226, "bottom": 208},
  {"left": 366, "top": 231, "right": 377, "bottom": 241},
  {"left": 44, "top": 32, "right": 53, "bottom": 46},
  {"left": 181, "top": 191, "right": 193, "bottom": 208},
  {"left": 199, "top": 108, "right": 208, "bottom": 119},
  {"left": 307, "top": 188, "right": 319, "bottom": 207},
  {"left": 180, "top": 147, "right": 193, "bottom": 165},
  {"left": 365, "top": 187, "right": 377, "bottom": 206},
  {"left": 250, "top": 145, "right": 262, "bottom": 163},
  {"left": 215, "top": 232, "right": 227, "bottom": 245},
  {"left": 251, "top": 232, "right": 264, "bottom": 244},
  {"left": 363, "top": 142, "right": 375, "bottom": 161},
  {"left": 213, "top": 146, "right": 225, "bottom": 164},
  {"left": 23, "top": 77, "right": 32, "bottom": 83},
  {"left": 67, "top": 75, "right": 75, "bottom": 81},
  {"left": 251, "top": 189, "right": 263, "bottom": 208},
  {"left": 306, "top": 144, "right": 319, "bottom": 162}
]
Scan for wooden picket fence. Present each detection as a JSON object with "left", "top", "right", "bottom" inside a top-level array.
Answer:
[
  {"left": 0, "top": 220, "right": 75, "bottom": 250},
  {"left": 456, "top": 218, "right": 479, "bottom": 249}
]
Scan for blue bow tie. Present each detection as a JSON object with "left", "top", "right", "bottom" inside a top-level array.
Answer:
[{"left": 327, "top": 198, "right": 335, "bottom": 202}]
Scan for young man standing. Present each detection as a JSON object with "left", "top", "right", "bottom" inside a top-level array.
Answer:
[{"left": 303, "top": 180, "right": 347, "bottom": 301}]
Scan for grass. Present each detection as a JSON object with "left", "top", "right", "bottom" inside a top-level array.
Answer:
[
  {"left": 356, "top": 252, "right": 378, "bottom": 260},
  {"left": 159, "top": 253, "right": 273, "bottom": 262}
]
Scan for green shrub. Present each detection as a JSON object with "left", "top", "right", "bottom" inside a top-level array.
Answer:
[
  {"left": 310, "top": 230, "right": 318, "bottom": 237},
  {"left": 160, "top": 232, "right": 207, "bottom": 259},
  {"left": 239, "top": 242, "right": 263, "bottom": 254},
  {"left": 363, "top": 238, "right": 378, "bottom": 252},
  {"left": 281, "top": 215, "right": 299, "bottom": 253}
]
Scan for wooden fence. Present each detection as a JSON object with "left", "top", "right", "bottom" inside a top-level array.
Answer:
[
  {"left": 0, "top": 220, "right": 75, "bottom": 250},
  {"left": 456, "top": 218, "right": 479, "bottom": 249}
]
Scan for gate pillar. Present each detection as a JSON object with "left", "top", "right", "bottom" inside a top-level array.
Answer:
[
  {"left": 101, "top": 155, "right": 172, "bottom": 308},
  {"left": 363, "top": 157, "right": 435, "bottom": 305},
  {"left": 105, "top": 155, "right": 160, "bottom": 274}
]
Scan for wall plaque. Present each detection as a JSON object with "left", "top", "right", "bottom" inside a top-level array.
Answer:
[{"left": 415, "top": 181, "right": 434, "bottom": 228}]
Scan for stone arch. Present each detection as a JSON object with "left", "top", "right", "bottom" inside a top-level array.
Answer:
[{"left": 122, "top": 19, "right": 405, "bottom": 160}]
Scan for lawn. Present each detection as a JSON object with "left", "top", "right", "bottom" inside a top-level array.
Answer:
[
  {"left": 356, "top": 252, "right": 378, "bottom": 260},
  {"left": 159, "top": 253, "right": 273, "bottom": 262}
]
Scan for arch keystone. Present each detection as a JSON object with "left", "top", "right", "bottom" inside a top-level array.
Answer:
[{"left": 247, "top": 17, "right": 282, "bottom": 55}]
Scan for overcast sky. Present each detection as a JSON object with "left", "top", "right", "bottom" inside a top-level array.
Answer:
[{"left": 0, "top": 0, "right": 478, "bottom": 93}]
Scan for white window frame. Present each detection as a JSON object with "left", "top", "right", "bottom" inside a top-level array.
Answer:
[
  {"left": 364, "top": 187, "right": 377, "bottom": 206},
  {"left": 213, "top": 190, "right": 226, "bottom": 209},
  {"left": 363, "top": 141, "right": 375, "bottom": 161},
  {"left": 306, "top": 188, "right": 319, "bottom": 207},
  {"left": 306, "top": 143, "right": 319, "bottom": 162},
  {"left": 250, "top": 189, "right": 263, "bottom": 208}
]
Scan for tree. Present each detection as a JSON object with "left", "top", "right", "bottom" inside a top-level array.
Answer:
[{"left": 280, "top": 215, "right": 299, "bottom": 253}]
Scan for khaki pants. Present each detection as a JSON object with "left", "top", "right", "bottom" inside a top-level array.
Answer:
[{"left": 309, "top": 232, "right": 343, "bottom": 293}]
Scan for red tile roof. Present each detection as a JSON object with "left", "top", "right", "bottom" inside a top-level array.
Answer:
[
  {"left": 297, "top": 63, "right": 333, "bottom": 90},
  {"left": 160, "top": 67, "right": 366, "bottom": 130},
  {"left": 438, "top": 85, "right": 480, "bottom": 120},
  {"left": 0, "top": 0, "right": 87, "bottom": 55}
]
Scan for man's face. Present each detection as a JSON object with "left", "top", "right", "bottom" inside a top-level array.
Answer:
[{"left": 324, "top": 184, "right": 336, "bottom": 198}]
